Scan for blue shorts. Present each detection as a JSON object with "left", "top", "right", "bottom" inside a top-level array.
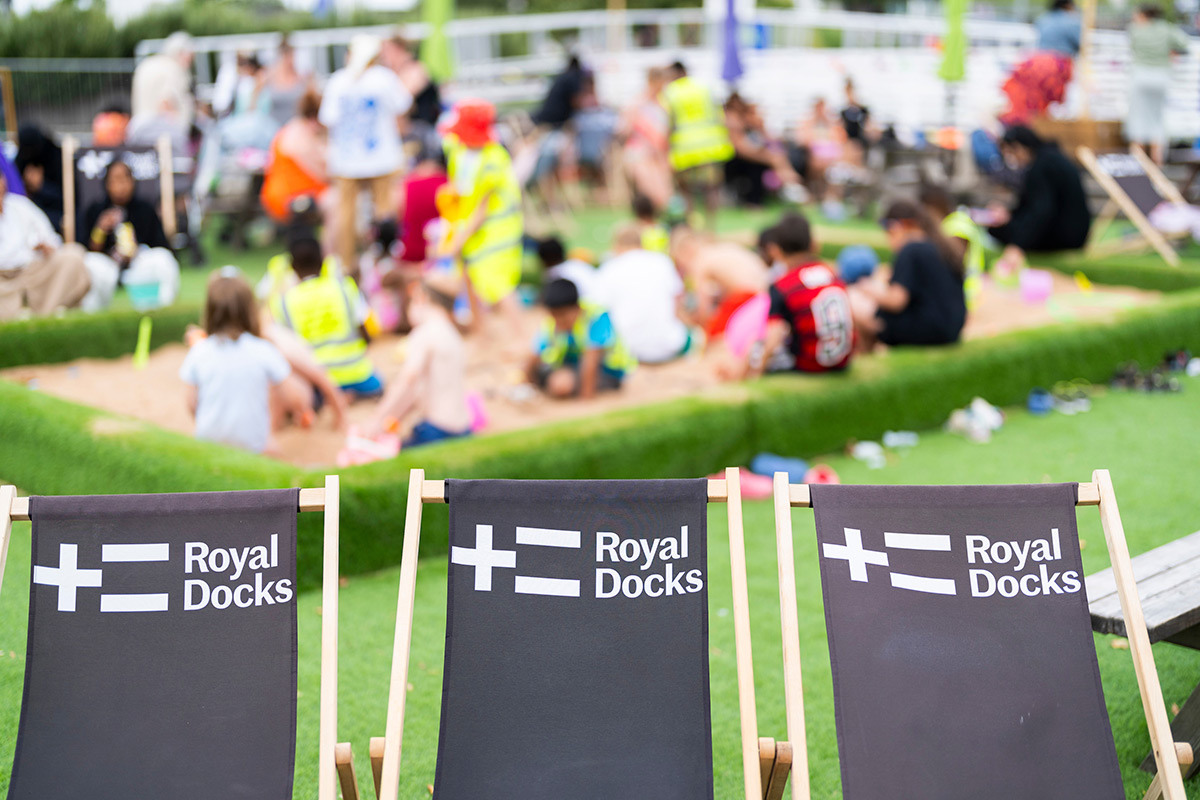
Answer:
[
  {"left": 340, "top": 373, "right": 384, "bottom": 398},
  {"left": 404, "top": 420, "right": 471, "bottom": 448}
]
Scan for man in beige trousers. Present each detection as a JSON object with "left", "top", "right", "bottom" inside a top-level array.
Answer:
[{"left": 0, "top": 171, "right": 90, "bottom": 321}]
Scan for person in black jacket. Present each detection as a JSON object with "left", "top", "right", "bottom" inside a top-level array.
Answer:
[
  {"left": 988, "top": 125, "right": 1091, "bottom": 270},
  {"left": 80, "top": 160, "right": 179, "bottom": 309}
]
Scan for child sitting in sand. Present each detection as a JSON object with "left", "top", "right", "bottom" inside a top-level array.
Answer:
[
  {"left": 671, "top": 226, "right": 769, "bottom": 344},
  {"left": 364, "top": 272, "right": 472, "bottom": 447},
  {"left": 919, "top": 183, "right": 987, "bottom": 309},
  {"left": 727, "top": 212, "right": 854, "bottom": 379},
  {"left": 537, "top": 235, "right": 598, "bottom": 302},
  {"left": 180, "top": 269, "right": 291, "bottom": 454},
  {"left": 269, "top": 236, "right": 384, "bottom": 399},
  {"left": 632, "top": 193, "right": 670, "bottom": 254},
  {"left": 527, "top": 278, "right": 634, "bottom": 398}
]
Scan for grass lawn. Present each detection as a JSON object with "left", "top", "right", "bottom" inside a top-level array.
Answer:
[{"left": 2, "top": 384, "right": 1199, "bottom": 798}]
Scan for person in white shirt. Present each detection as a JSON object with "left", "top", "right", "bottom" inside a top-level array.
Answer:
[
  {"left": 593, "top": 223, "right": 691, "bottom": 364},
  {"left": 319, "top": 34, "right": 412, "bottom": 273},
  {"left": 0, "top": 170, "right": 90, "bottom": 321},
  {"left": 537, "top": 236, "right": 599, "bottom": 302},
  {"left": 130, "top": 32, "right": 194, "bottom": 136}
]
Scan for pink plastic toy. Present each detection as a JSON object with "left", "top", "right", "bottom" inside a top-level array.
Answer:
[
  {"left": 336, "top": 426, "right": 401, "bottom": 467},
  {"left": 466, "top": 390, "right": 489, "bottom": 433},
  {"left": 1019, "top": 268, "right": 1053, "bottom": 305},
  {"left": 804, "top": 464, "right": 840, "bottom": 485},
  {"left": 723, "top": 293, "right": 770, "bottom": 359}
]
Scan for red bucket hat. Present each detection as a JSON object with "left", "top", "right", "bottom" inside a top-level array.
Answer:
[{"left": 444, "top": 99, "right": 497, "bottom": 148}]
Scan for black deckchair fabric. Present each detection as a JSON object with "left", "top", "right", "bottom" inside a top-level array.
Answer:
[
  {"left": 9, "top": 489, "right": 299, "bottom": 800},
  {"left": 811, "top": 482, "right": 1123, "bottom": 800},
  {"left": 434, "top": 479, "right": 712, "bottom": 800}
]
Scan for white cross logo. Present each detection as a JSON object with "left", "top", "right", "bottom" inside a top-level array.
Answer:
[
  {"left": 33, "top": 543, "right": 103, "bottom": 612},
  {"left": 451, "top": 525, "right": 516, "bottom": 591},
  {"left": 823, "top": 527, "right": 889, "bottom": 583}
]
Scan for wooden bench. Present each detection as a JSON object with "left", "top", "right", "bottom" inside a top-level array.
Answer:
[{"left": 1087, "top": 529, "right": 1200, "bottom": 779}]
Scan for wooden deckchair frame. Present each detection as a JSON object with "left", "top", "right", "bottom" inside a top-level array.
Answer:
[
  {"left": 61, "top": 134, "right": 178, "bottom": 246},
  {"left": 0, "top": 477, "right": 342, "bottom": 800},
  {"left": 1078, "top": 145, "right": 1184, "bottom": 267},
  {"left": 772, "top": 470, "right": 1192, "bottom": 800},
  {"left": 339, "top": 467, "right": 793, "bottom": 800}
]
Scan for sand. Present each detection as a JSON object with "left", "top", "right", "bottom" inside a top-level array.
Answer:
[{"left": 1, "top": 271, "right": 1159, "bottom": 468}]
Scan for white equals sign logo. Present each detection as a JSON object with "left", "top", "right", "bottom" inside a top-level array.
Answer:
[
  {"left": 823, "top": 528, "right": 957, "bottom": 596},
  {"left": 33, "top": 542, "right": 171, "bottom": 612},
  {"left": 451, "top": 524, "right": 582, "bottom": 597}
]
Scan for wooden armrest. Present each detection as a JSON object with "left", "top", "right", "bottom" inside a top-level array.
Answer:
[
  {"left": 369, "top": 736, "right": 386, "bottom": 799},
  {"left": 335, "top": 742, "right": 359, "bottom": 800}
]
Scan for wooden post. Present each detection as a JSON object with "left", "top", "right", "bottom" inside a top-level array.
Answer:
[
  {"left": 62, "top": 136, "right": 77, "bottom": 245},
  {"left": 1094, "top": 469, "right": 1187, "bottom": 800},
  {"left": 1078, "top": 0, "right": 1096, "bottom": 119},
  {"left": 0, "top": 485, "right": 15, "bottom": 600},
  {"left": 0, "top": 67, "right": 15, "bottom": 144},
  {"left": 157, "top": 134, "right": 177, "bottom": 240},
  {"left": 726, "top": 466, "right": 765, "bottom": 800},
  {"left": 772, "top": 472, "right": 810, "bottom": 800},
  {"left": 379, "top": 469, "right": 428, "bottom": 800},
  {"left": 318, "top": 475, "right": 340, "bottom": 800}
]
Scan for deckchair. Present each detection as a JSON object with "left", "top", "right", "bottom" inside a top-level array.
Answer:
[
  {"left": 337, "top": 467, "right": 795, "bottom": 800},
  {"left": 1077, "top": 145, "right": 1186, "bottom": 267},
  {"left": 0, "top": 477, "right": 343, "bottom": 800},
  {"left": 61, "top": 134, "right": 177, "bottom": 246},
  {"left": 771, "top": 470, "right": 1192, "bottom": 800}
]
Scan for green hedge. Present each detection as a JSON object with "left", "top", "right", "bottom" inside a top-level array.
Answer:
[
  {"left": 0, "top": 306, "right": 199, "bottom": 370},
  {"left": 4, "top": 290, "right": 1200, "bottom": 589}
]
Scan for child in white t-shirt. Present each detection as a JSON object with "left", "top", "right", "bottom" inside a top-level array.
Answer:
[{"left": 180, "top": 269, "right": 291, "bottom": 453}]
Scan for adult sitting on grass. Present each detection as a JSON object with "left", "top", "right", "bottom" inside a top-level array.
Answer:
[
  {"left": 81, "top": 160, "right": 180, "bottom": 312},
  {"left": 850, "top": 199, "right": 966, "bottom": 350},
  {"left": 987, "top": 126, "right": 1091, "bottom": 273},
  {"left": 0, "top": 170, "right": 90, "bottom": 321},
  {"left": 527, "top": 278, "right": 634, "bottom": 399}
]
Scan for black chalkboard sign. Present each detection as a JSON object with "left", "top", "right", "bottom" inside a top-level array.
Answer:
[
  {"left": 1094, "top": 152, "right": 1163, "bottom": 217},
  {"left": 73, "top": 145, "right": 164, "bottom": 218},
  {"left": 435, "top": 479, "right": 713, "bottom": 800},
  {"left": 811, "top": 483, "right": 1123, "bottom": 800},
  {"left": 9, "top": 489, "right": 300, "bottom": 800}
]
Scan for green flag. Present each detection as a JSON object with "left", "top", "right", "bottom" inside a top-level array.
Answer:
[
  {"left": 422, "top": 0, "right": 455, "bottom": 84},
  {"left": 938, "top": 0, "right": 968, "bottom": 83}
]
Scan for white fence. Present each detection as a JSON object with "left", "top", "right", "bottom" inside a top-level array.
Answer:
[{"left": 125, "top": 8, "right": 1200, "bottom": 142}]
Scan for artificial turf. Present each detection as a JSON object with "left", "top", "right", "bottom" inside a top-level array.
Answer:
[{"left": 2, "top": 384, "right": 1199, "bottom": 798}]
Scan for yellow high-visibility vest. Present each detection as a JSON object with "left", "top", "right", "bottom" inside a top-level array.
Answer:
[
  {"left": 538, "top": 302, "right": 637, "bottom": 375},
  {"left": 641, "top": 223, "right": 670, "bottom": 255},
  {"left": 943, "top": 211, "right": 987, "bottom": 310},
  {"left": 662, "top": 76, "right": 734, "bottom": 172},
  {"left": 271, "top": 272, "right": 374, "bottom": 387},
  {"left": 447, "top": 139, "right": 524, "bottom": 305}
]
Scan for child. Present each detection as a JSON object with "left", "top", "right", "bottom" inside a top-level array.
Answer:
[
  {"left": 537, "top": 235, "right": 598, "bottom": 302},
  {"left": 527, "top": 278, "right": 634, "bottom": 398},
  {"left": 850, "top": 199, "right": 966, "bottom": 349},
  {"left": 632, "top": 193, "right": 670, "bottom": 254},
  {"left": 671, "top": 226, "right": 768, "bottom": 343},
  {"left": 743, "top": 212, "right": 854, "bottom": 377},
  {"left": 269, "top": 236, "right": 384, "bottom": 398},
  {"left": 180, "top": 269, "right": 291, "bottom": 453},
  {"left": 918, "top": 183, "right": 986, "bottom": 309},
  {"left": 397, "top": 147, "right": 448, "bottom": 270},
  {"left": 365, "top": 273, "right": 472, "bottom": 446}
]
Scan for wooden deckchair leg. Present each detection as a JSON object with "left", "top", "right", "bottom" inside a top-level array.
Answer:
[
  {"left": 157, "top": 133, "right": 177, "bottom": 241},
  {"left": 0, "top": 485, "right": 16, "bottom": 598},
  {"left": 759, "top": 737, "right": 776, "bottom": 790},
  {"left": 765, "top": 741, "right": 793, "bottom": 800},
  {"left": 378, "top": 470, "right": 428, "bottom": 800},
  {"left": 1077, "top": 147, "right": 1181, "bottom": 267},
  {"left": 319, "top": 475, "right": 341, "bottom": 800},
  {"left": 772, "top": 473, "right": 811, "bottom": 800},
  {"left": 335, "top": 742, "right": 360, "bottom": 800},
  {"left": 726, "top": 467, "right": 765, "bottom": 800},
  {"left": 1095, "top": 470, "right": 1188, "bottom": 800},
  {"left": 62, "top": 137, "right": 76, "bottom": 245},
  {"left": 369, "top": 737, "right": 385, "bottom": 799}
]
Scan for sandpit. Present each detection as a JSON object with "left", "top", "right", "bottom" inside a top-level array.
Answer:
[{"left": 1, "top": 272, "right": 1159, "bottom": 467}]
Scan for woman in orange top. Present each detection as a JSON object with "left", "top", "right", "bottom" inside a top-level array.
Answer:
[{"left": 261, "top": 89, "right": 331, "bottom": 226}]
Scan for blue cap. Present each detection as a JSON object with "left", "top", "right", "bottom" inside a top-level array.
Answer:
[{"left": 837, "top": 245, "right": 878, "bottom": 284}]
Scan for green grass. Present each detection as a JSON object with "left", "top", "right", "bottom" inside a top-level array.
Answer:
[{"left": 2, "top": 386, "right": 1199, "bottom": 798}]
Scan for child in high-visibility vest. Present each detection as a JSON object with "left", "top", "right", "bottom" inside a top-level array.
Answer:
[
  {"left": 526, "top": 279, "right": 634, "bottom": 399},
  {"left": 631, "top": 193, "right": 670, "bottom": 255},
  {"left": 270, "top": 237, "right": 384, "bottom": 398},
  {"left": 919, "top": 184, "right": 988, "bottom": 310}
]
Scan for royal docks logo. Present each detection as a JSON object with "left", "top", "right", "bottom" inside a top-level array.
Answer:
[{"left": 32, "top": 534, "right": 294, "bottom": 613}]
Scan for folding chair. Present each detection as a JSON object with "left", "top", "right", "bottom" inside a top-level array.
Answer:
[
  {"left": 1077, "top": 145, "right": 1185, "bottom": 267},
  {"left": 0, "top": 477, "right": 343, "bottom": 800},
  {"left": 772, "top": 470, "right": 1192, "bottom": 800},
  {"left": 337, "top": 467, "right": 794, "bottom": 800},
  {"left": 61, "top": 134, "right": 177, "bottom": 246}
]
